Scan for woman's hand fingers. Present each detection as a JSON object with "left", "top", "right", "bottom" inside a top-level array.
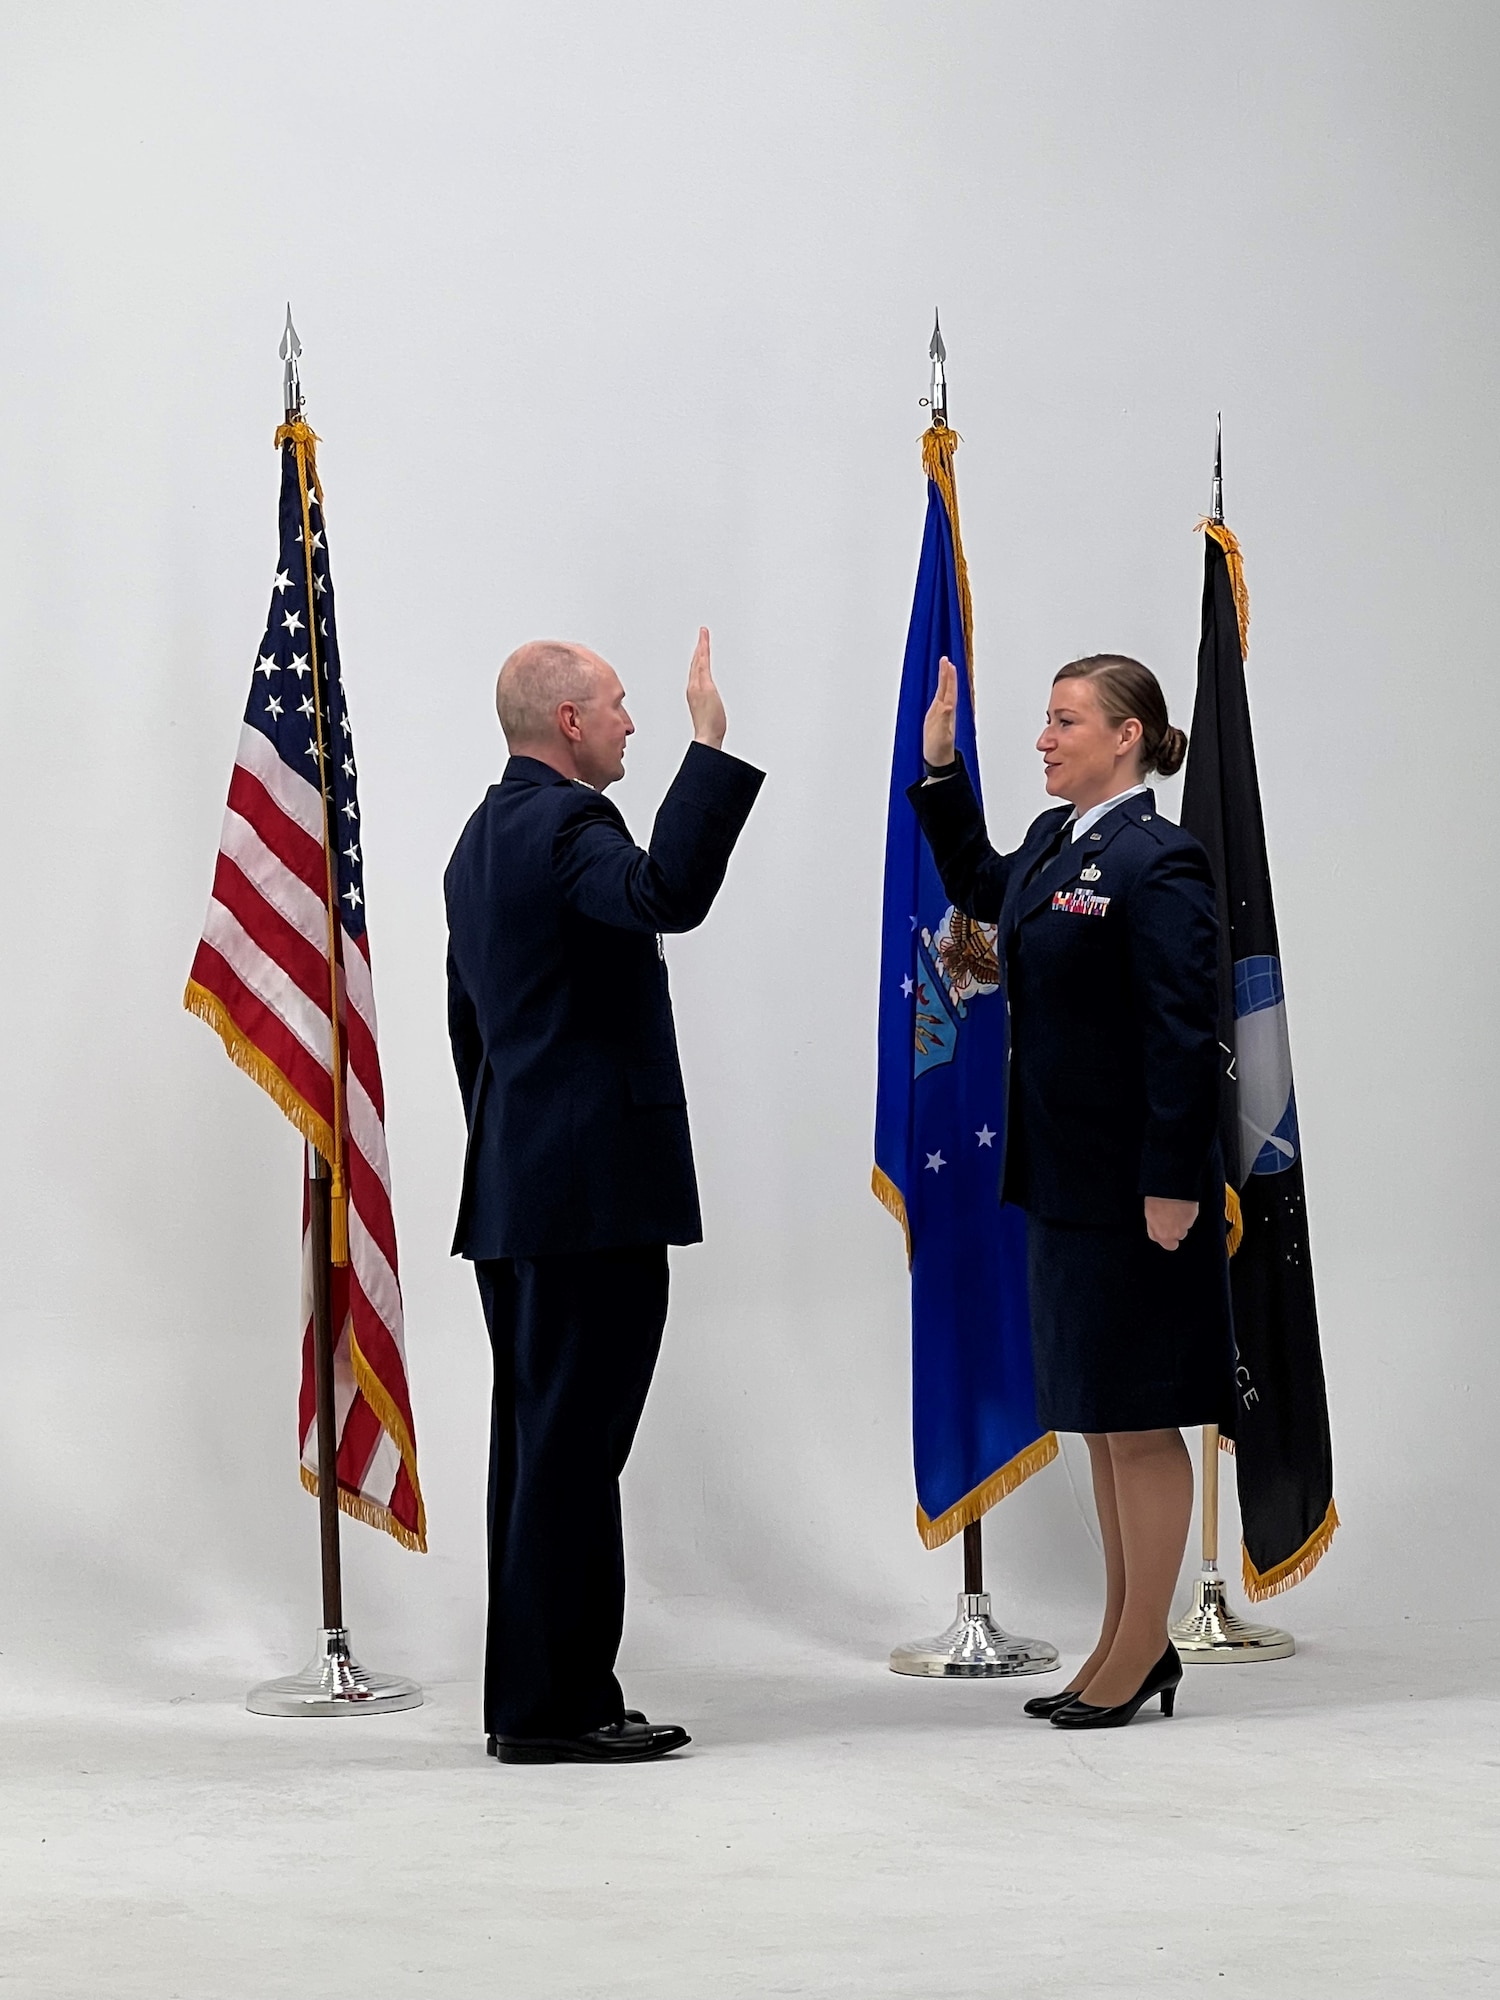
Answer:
[{"left": 922, "top": 656, "right": 959, "bottom": 766}]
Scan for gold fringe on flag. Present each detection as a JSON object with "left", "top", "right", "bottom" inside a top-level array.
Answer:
[
  {"left": 916, "top": 1434, "right": 1060, "bottom": 1549},
  {"left": 300, "top": 1465, "right": 426, "bottom": 1553},
  {"left": 1195, "top": 518, "right": 1251, "bottom": 661},
  {"left": 183, "top": 979, "right": 335, "bottom": 1163},
  {"left": 347, "top": 1326, "right": 427, "bottom": 1551},
  {"left": 1243, "top": 1497, "right": 1339, "bottom": 1601}
]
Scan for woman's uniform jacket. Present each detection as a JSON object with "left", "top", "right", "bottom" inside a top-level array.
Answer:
[
  {"left": 907, "top": 758, "right": 1222, "bottom": 1225},
  {"left": 445, "top": 743, "right": 764, "bottom": 1262}
]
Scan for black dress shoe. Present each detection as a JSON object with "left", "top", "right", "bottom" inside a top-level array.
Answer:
[
  {"left": 1049, "top": 1644, "right": 1182, "bottom": 1730},
  {"left": 1022, "top": 1686, "right": 1086, "bottom": 1719},
  {"left": 487, "top": 1718, "right": 690, "bottom": 1764},
  {"left": 486, "top": 1709, "right": 647, "bottom": 1757}
]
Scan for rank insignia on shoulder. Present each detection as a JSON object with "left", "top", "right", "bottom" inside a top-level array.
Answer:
[
  {"left": 1080, "top": 864, "right": 1102, "bottom": 882},
  {"left": 1052, "top": 887, "right": 1111, "bottom": 918}
]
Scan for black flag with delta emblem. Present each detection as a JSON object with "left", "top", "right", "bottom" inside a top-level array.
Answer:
[{"left": 1181, "top": 513, "right": 1338, "bottom": 1599}]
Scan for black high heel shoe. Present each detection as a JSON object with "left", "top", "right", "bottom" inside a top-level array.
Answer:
[
  {"left": 1022, "top": 1686, "right": 1087, "bottom": 1719},
  {"left": 1048, "top": 1644, "right": 1182, "bottom": 1729}
]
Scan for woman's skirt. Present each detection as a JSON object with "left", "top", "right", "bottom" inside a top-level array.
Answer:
[{"left": 1026, "top": 1207, "right": 1235, "bottom": 1433}]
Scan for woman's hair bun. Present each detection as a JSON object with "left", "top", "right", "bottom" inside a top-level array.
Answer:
[{"left": 1153, "top": 724, "right": 1188, "bottom": 778}]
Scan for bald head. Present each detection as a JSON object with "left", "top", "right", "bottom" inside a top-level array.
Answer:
[
  {"left": 494, "top": 638, "right": 635, "bottom": 789},
  {"left": 495, "top": 641, "right": 604, "bottom": 748}
]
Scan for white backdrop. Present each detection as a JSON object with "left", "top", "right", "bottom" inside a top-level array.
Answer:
[{"left": 1, "top": 1, "right": 1496, "bottom": 1698}]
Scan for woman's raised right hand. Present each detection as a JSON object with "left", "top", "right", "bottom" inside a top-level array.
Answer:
[{"left": 923, "top": 656, "right": 959, "bottom": 768}]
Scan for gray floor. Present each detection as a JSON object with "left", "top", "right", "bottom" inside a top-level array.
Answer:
[{"left": 2, "top": 1629, "right": 1495, "bottom": 1998}]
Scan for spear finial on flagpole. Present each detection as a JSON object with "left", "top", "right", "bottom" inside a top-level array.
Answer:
[
  {"left": 928, "top": 310, "right": 948, "bottom": 427},
  {"left": 1211, "top": 411, "right": 1224, "bottom": 524},
  {"left": 280, "top": 304, "right": 303, "bottom": 422}
]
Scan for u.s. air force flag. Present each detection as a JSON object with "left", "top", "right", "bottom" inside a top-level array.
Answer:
[{"left": 873, "top": 424, "right": 1055, "bottom": 1547}]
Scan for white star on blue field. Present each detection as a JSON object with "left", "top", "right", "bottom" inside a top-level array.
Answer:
[{"left": 241, "top": 453, "right": 368, "bottom": 936}]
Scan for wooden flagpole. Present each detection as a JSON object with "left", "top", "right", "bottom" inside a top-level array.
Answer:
[
  {"left": 282, "top": 315, "right": 346, "bottom": 1634},
  {"left": 307, "top": 1147, "right": 344, "bottom": 1632}
]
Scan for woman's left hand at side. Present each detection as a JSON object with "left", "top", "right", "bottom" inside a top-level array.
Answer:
[{"left": 1144, "top": 1196, "right": 1199, "bottom": 1251}]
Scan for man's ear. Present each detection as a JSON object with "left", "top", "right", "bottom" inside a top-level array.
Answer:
[{"left": 557, "top": 701, "right": 583, "bottom": 743}]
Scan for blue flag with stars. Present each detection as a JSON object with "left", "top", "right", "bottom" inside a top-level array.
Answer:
[{"left": 873, "top": 428, "right": 1054, "bottom": 1548}]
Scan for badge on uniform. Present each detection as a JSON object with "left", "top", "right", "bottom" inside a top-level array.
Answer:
[
  {"left": 1080, "top": 864, "right": 1102, "bottom": 882},
  {"left": 1052, "top": 886, "right": 1110, "bottom": 918}
]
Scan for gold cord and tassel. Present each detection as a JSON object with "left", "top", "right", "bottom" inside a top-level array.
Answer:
[
  {"left": 871, "top": 1165, "right": 912, "bottom": 1265},
  {"left": 277, "top": 420, "right": 351, "bottom": 1267},
  {"left": 1224, "top": 1181, "right": 1243, "bottom": 1257},
  {"left": 921, "top": 422, "right": 975, "bottom": 688},
  {"left": 1195, "top": 517, "right": 1251, "bottom": 661}
]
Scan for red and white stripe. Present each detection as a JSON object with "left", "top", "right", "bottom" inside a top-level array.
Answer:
[{"left": 188, "top": 723, "right": 425, "bottom": 1550}]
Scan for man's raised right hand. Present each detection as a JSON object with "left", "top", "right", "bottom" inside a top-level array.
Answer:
[{"left": 686, "top": 627, "right": 727, "bottom": 750}]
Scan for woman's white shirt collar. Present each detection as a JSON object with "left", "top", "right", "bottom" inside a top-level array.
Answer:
[{"left": 1068, "top": 783, "right": 1151, "bottom": 843}]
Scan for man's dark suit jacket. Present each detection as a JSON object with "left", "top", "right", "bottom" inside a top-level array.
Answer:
[
  {"left": 908, "top": 760, "right": 1221, "bottom": 1225},
  {"left": 445, "top": 743, "right": 765, "bottom": 1260}
]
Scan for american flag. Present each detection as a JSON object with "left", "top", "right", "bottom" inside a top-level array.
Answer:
[{"left": 185, "top": 424, "right": 425, "bottom": 1552}]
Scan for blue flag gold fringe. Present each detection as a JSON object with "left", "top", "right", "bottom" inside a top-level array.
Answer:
[{"left": 876, "top": 422, "right": 1048, "bottom": 1544}]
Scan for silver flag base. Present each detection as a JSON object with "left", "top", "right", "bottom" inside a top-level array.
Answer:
[
  {"left": 246, "top": 1626, "right": 424, "bottom": 1717},
  {"left": 1169, "top": 1568, "right": 1295, "bottom": 1664},
  {"left": 889, "top": 1591, "right": 1061, "bottom": 1678}
]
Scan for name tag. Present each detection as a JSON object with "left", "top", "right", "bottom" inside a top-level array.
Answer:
[{"left": 1052, "top": 887, "right": 1111, "bottom": 918}]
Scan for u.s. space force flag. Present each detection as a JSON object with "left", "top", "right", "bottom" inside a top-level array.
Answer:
[
  {"left": 873, "top": 424, "right": 1054, "bottom": 1547},
  {"left": 1181, "top": 518, "right": 1336, "bottom": 1598}
]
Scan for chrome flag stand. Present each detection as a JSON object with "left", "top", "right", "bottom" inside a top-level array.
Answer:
[
  {"left": 890, "top": 1522, "right": 1059, "bottom": 1679},
  {"left": 1170, "top": 1425, "right": 1294, "bottom": 1664}
]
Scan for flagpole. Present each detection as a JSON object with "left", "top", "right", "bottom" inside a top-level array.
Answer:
[
  {"left": 1168, "top": 417, "right": 1296, "bottom": 1666},
  {"left": 283, "top": 310, "right": 346, "bottom": 1635},
  {"left": 888, "top": 315, "right": 1059, "bottom": 1681},
  {"left": 246, "top": 310, "right": 420, "bottom": 1718},
  {"left": 307, "top": 1146, "right": 344, "bottom": 1632}
]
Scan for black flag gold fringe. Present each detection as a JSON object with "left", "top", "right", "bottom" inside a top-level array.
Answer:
[{"left": 1194, "top": 511, "right": 1337, "bottom": 1601}]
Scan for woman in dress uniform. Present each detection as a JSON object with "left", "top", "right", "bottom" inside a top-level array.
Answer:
[{"left": 910, "top": 653, "right": 1232, "bottom": 1730}]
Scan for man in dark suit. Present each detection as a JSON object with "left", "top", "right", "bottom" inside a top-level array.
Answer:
[{"left": 445, "top": 629, "right": 763, "bottom": 1764}]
